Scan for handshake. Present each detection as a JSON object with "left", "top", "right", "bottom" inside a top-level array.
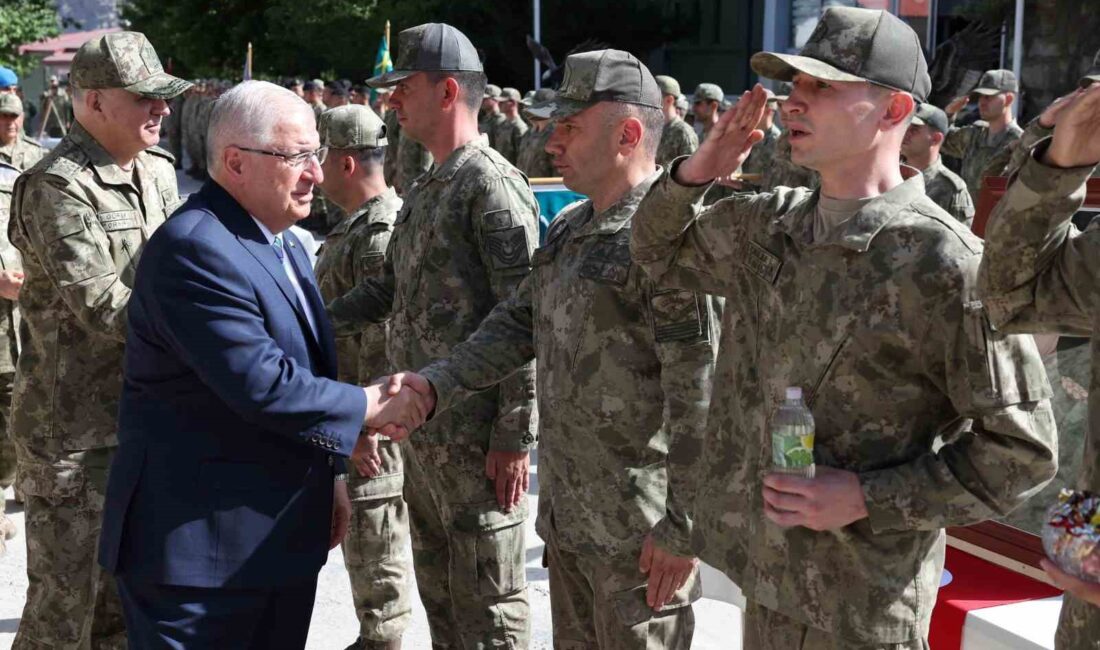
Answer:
[{"left": 354, "top": 372, "right": 435, "bottom": 476}]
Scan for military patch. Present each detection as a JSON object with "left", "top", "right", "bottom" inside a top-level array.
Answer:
[
  {"left": 651, "top": 289, "right": 708, "bottom": 343},
  {"left": 484, "top": 226, "right": 531, "bottom": 270},
  {"left": 482, "top": 208, "right": 514, "bottom": 231},
  {"left": 743, "top": 241, "right": 782, "bottom": 285},
  {"left": 578, "top": 238, "right": 632, "bottom": 286}
]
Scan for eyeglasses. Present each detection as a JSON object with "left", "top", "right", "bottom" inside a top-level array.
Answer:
[{"left": 233, "top": 145, "right": 328, "bottom": 168}]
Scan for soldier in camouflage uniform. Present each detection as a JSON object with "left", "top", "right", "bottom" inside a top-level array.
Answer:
[
  {"left": 315, "top": 105, "right": 410, "bottom": 650},
  {"left": 631, "top": 9, "right": 1057, "bottom": 648},
  {"left": 1004, "top": 64, "right": 1100, "bottom": 180},
  {"left": 0, "top": 93, "right": 46, "bottom": 555},
  {"left": 330, "top": 23, "right": 538, "bottom": 648},
  {"left": 7, "top": 31, "right": 190, "bottom": 648},
  {"left": 655, "top": 75, "right": 698, "bottom": 167},
  {"left": 900, "top": 103, "right": 974, "bottom": 226},
  {"left": 479, "top": 84, "right": 505, "bottom": 136},
  {"left": 691, "top": 83, "right": 723, "bottom": 143},
  {"left": 977, "top": 82, "right": 1100, "bottom": 650},
  {"left": 403, "top": 49, "right": 717, "bottom": 649},
  {"left": 738, "top": 91, "right": 782, "bottom": 176},
  {"left": 516, "top": 89, "right": 556, "bottom": 178},
  {"left": 489, "top": 87, "right": 527, "bottom": 165},
  {"left": 306, "top": 79, "right": 327, "bottom": 121},
  {"left": 317, "top": 105, "right": 403, "bottom": 641},
  {"left": 942, "top": 69, "right": 1024, "bottom": 203}
]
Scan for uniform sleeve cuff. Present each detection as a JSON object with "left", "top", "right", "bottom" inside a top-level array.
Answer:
[{"left": 418, "top": 363, "right": 458, "bottom": 419}]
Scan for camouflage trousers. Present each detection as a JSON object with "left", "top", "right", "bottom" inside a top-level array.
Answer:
[
  {"left": 341, "top": 441, "right": 413, "bottom": 644},
  {"left": 13, "top": 444, "right": 127, "bottom": 650},
  {"left": 545, "top": 520, "right": 697, "bottom": 650},
  {"left": 0, "top": 371, "right": 14, "bottom": 489},
  {"left": 1056, "top": 595, "right": 1100, "bottom": 649},
  {"left": 742, "top": 602, "right": 930, "bottom": 650},
  {"left": 403, "top": 438, "right": 530, "bottom": 649}
]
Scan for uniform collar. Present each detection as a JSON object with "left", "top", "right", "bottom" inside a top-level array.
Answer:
[
  {"left": 920, "top": 156, "right": 945, "bottom": 182},
  {"left": 69, "top": 121, "right": 138, "bottom": 189},
  {"left": 428, "top": 138, "right": 488, "bottom": 183},
  {"left": 770, "top": 168, "right": 926, "bottom": 253},
  {"left": 574, "top": 168, "right": 663, "bottom": 238},
  {"left": 330, "top": 186, "right": 399, "bottom": 235}
]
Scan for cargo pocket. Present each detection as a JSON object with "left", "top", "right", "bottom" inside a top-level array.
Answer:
[
  {"left": 454, "top": 499, "right": 529, "bottom": 597},
  {"left": 610, "top": 574, "right": 701, "bottom": 627},
  {"left": 16, "top": 460, "right": 85, "bottom": 505}
]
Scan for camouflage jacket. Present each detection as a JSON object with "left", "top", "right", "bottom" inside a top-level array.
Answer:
[
  {"left": 942, "top": 120, "right": 1022, "bottom": 203},
  {"left": 327, "top": 139, "right": 539, "bottom": 453},
  {"left": 760, "top": 130, "right": 819, "bottom": 192},
  {"left": 382, "top": 110, "right": 401, "bottom": 188},
  {"left": 976, "top": 150, "right": 1100, "bottom": 649},
  {"left": 656, "top": 117, "right": 699, "bottom": 167},
  {"left": 1003, "top": 118, "right": 1100, "bottom": 180},
  {"left": 395, "top": 133, "right": 432, "bottom": 196},
  {"left": 315, "top": 187, "right": 402, "bottom": 385},
  {"left": 0, "top": 139, "right": 45, "bottom": 375},
  {"left": 739, "top": 124, "right": 781, "bottom": 176},
  {"left": 921, "top": 157, "right": 974, "bottom": 227},
  {"left": 421, "top": 171, "right": 720, "bottom": 558},
  {"left": 516, "top": 124, "right": 555, "bottom": 179},
  {"left": 631, "top": 167, "right": 1056, "bottom": 642},
  {"left": 479, "top": 111, "right": 506, "bottom": 136},
  {"left": 0, "top": 135, "right": 47, "bottom": 171},
  {"left": 315, "top": 188, "right": 404, "bottom": 499},
  {"left": 8, "top": 122, "right": 179, "bottom": 454},
  {"left": 490, "top": 115, "right": 528, "bottom": 165}
]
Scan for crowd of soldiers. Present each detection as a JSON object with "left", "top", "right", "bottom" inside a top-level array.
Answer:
[{"left": 2, "top": 8, "right": 1100, "bottom": 650}]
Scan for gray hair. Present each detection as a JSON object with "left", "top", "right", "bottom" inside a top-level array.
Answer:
[{"left": 206, "top": 80, "right": 315, "bottom": 173}]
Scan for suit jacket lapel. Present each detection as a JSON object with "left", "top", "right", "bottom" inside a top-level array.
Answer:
[{"left": 284, "top": 231, "right": 338, "bottom": 376}]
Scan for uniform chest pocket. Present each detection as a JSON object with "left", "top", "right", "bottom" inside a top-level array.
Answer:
[
  {"left": 96, "top": 210, "right": 145, "bottom": 277},
  {"left": 578, "top": 238, "right": 632, "bottom": 286}
]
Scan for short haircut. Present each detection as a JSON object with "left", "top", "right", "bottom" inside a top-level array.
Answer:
[
  {"left": 424, "top": 71, "right": 487, "bottom": 113},
  {"left": 206, "top": 80, "right": 314, "bottom": 172},
  {"left": 605, "top": 102, "right": 664, "bottom": 158},
  {"left": 333, "top": 145, "right": 386, "bottom": 171}
]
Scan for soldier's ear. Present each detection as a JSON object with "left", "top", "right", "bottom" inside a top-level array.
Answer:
[
  {"left": 883, "top": 92, "right": 916, "bottom": 129},
  {"left": 930, "top": 130, "right": 945, "bottom": 146}
]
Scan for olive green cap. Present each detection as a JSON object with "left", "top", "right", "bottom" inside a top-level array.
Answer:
[
  {"left": 318, "top": 104, "right": 388, "bottom": 149},
  {"left": 751, "top": 7, "right": 931, "bottom": 103},
  {"left": 526, "top": 49, "right": 661, "bottom": 120},
  {"left": 911, "top": 102, "right": 949, "bottom": 134},
  {"left": 655, "top": 75, "right": 681, "bottom": 97},
  {"left": 0, "top": 94, "right": 22, "bottom": 116},
  {"left": 484, "top": 84, "right": 502, "bottom": 99},
  {"left": 971, "top": 69, "right": 1018, "bottom": 96},
  {"left": 70, "top": 31, "right": 192, "bottom": 99},
  {"left": 500, "top": 87, "right": 522, "bottom": 102},
  {"left": 693, "top": 83, "right": 723, "bottom": 102},
  {"left": 367, "top": 23, "right": 483, "bottom": 88}
]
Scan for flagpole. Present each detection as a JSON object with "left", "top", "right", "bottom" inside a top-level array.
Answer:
[
  {"left": 245, "top": 42, "right": 253, "bottom": 80},
  {"left": 533, "top": 0, "right": 541, "bottom": 89}
]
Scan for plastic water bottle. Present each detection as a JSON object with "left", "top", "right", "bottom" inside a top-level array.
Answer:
[{"left": 771, "top": 387, "right": 816, "bottom": 478}]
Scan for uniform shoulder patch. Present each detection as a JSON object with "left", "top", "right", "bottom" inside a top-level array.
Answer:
[
  {"left": 650, "top": 288, "right": 709, "bottom": 343},
  {"left": 484, "top": 225, "right": 532, "bottom": 270}
]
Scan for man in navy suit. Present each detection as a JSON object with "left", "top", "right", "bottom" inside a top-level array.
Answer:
[{"left": 98, "top": 80, "right": 433, "bottom": 649}]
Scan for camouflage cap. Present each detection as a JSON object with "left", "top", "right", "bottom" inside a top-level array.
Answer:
[
  {"left": 911, "top": 102, "right": 949, "bottom": 134},
  {"left": 527, "top": 49, "right": 661, "bottom": 120},
  {"left": 318, "top": 104, "right": 388, "bottom": 149},
  {"left": 0, "top": 93, "right": 23, "bottom": 116},
  {"left": 693, "top": 83, "right": 723, "bottom": 102},
  {"left": 675, "top": 93, "right": 689, "bottom": 112},
  {"left": 500, "top": 87, "right": 522, "bottom": 102},
  {"left": 70, "top": 31, "right": 192, "bottom": 99},
  {"left": 655, "top": 75, "right": 681, "bottom": 97},
  {"left": 367, "top": 23, "right": 482, "bottom": 88},
  {"left": 751, "top": 7, "right": 931, "bottom": 103},
  {"left": 971, "top": 69, "right": 1018, "bottom": 96},
  {"left": 521, "top": 89, "right": 555, "bottom": 117},
  {"left": 484, "top": 84, "right": 502, "bottom": 99}
]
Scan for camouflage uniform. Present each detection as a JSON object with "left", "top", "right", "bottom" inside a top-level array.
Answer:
[
  {"left": 420, "top": 170, "right": 718, "bottom": 648},
  {"left": 327, "top": 138, "right": 538, "bottom": 648},
  {"left": 919, "top": 156, "right": 974, "bottom": 227},
  {"left": 163, "top": 94, "right": 184, "bottom": 165},
  {"left": 631, "top": 166, "right": 1057, "bottom": 646},
  {"left": 315, "top": 187, "right": 410, "bottom": 646},
  {"left": 0, "top": 132, "right": 45, "bottom": 494},
  {"left": 739, "top": 123, "right": 781, "bottom": 176},
  {"left": 976, "top": 148, "right": 1100, "bottom": 650},
  {"left": 760, "top": 130, "right": 819, "bottom": 191},
  {"left": 490, "top": 114, "right": 528, "bottom": 165},
  {"left": 656, "top": 117, "right": 699, "bottom": 167},
  {"left": 1004, "top": 118, "right": 1100, "bottom": 180},
  {"left": 481, "top": 111, "right": 506, "bottom": 141},
  {"left": 7, "top": 32, "right": 189, "bottom": 649},
  {"left": 941, "top": 119, "right": 1022, "bottom": 204},
  {"left": 515, "top": 123, "right": 555, "bottom": 178},
  {"left": 382, "top": 109, "right": 401, "bottom": 187},
  {"left": 395, "top": 132, "right": 432, "bottom": 196}
]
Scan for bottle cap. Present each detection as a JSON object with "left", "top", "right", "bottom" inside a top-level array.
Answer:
[{"left": 785, "top": 387, "right": 802, "bottom": 401}]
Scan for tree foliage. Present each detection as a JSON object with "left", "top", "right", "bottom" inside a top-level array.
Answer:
[
  {"left": 123, "top": 0, "right": 696, "bottom": 88},
  {"left": 0, "top": 0, "right": 61, "bottom": 77}
]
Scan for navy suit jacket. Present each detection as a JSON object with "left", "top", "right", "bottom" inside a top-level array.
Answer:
[{"left": 99, "top": 180, "right": 367, "bottom": 589}]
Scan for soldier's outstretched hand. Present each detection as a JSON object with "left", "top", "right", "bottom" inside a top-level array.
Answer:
[
  {"left": 674, "top": 84, "right": 768, "bottom": 186},
  {"left": 1044, "top": 82, "right": 1100, "bottom": 169}
]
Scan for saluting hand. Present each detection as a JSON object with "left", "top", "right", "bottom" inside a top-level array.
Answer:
[
  {"left": 1044, "top": 82, "right": 1100, "bottom": 168},
  {"left": 675, "top": 84, "right": 769, "bottom": 186},
  {"left": 945, "top": 94, "right": 970, "bottom": 117}
]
